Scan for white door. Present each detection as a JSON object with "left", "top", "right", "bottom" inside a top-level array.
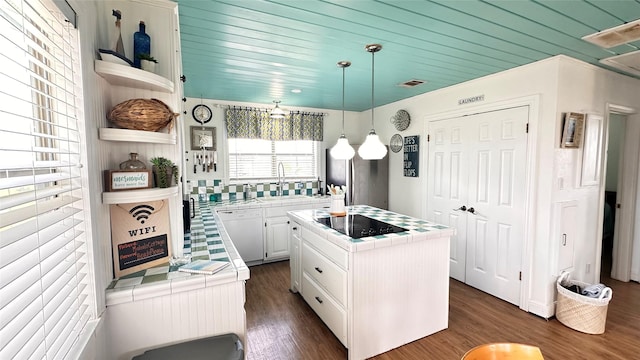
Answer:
[
  {"left": 427, "top": 106, "right": 528, "bottom": 305},
  {"left": 428, "top": 117, "right": 469, "bottom": 282}
]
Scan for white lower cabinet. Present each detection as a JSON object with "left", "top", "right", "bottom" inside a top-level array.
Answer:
[
  {"left": 265, "top": 216, "right": 290, "bottom": 261},
  {"left": 302, "top": 273, "right": 347, "bottom": 346},
  {"left": 298, "top": 229, "right": 349, "bottom": 347},
  {"left": 302, "top": 242, "right": 347, "bottom": 306}
]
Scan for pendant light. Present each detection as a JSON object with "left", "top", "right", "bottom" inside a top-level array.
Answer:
[
  {"left": 270, "top": 100, "right": 286, "bottom": 119},
  {"left": 330, "top": 61, "right": 355, "bottom": 160},
  {"left": 358, "top": 44, "right": 387, "bottom": 160}
]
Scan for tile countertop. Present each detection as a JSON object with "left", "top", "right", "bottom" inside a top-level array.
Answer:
[
  {"left": 105, "top": 200, "right": 250, "bottom": 306},
  {"left": 105, "top": 195, "right": 330, "bottom": 306},
  {"left": 288, "top": 205, "right": 456, "bottom": 253}
]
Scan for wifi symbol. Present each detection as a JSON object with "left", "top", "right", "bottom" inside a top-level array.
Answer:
[{"left": 130, "top": 204, "right": 155, "bottom": 224}]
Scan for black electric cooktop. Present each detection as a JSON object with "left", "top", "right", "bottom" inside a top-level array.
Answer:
[{"left": 315, "top": 214, "right": 407, "bottom": 239}]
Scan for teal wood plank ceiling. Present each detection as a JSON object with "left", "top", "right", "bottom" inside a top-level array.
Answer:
[{"left": 176, "top": 0, "right": 640, "bottom": 111}]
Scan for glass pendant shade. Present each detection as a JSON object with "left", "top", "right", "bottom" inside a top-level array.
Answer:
[
  {"left": 270, "top": 100, "right": 286, "bottom": 119},
  {"left": 358, "top": 130, "right": 387, "bottom": 159},
  {"left": 330, "top": 135, "right": 355, "bottom": 159}
]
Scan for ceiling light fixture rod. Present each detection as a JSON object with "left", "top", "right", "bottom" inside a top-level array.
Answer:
[
  {"left": 330, "top": 60, "right": 355, "bottom": 160},
  {"left": 367, "top": 44, "right": 381, "bottom": 131},
  {"left": 339, "top": 61, "right": 350, "bottom": 131},
  {"left": 358, "top": 43, "right": 387, "bottom": 160}
]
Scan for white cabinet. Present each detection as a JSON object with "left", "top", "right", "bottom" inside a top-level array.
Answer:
[
  {"left": 289, "top": 221, "right": 302, "bottom": 292},
  {"left": 300, "top": 235, "right": 348, "bottom": 346},
  {"left": 217, "top": 208, "right": 263, "bottom": 265},
  {"left": 301, "top": 273, "right": 347, "bottom": 345},
  {"left": 265, "top": 216, "right": 290, "bottom": 261},
  {"left": 556, "top": 201, "right": 578, "bottom": 272},
  {"left": 263, "top": 201, "right": 329, "bottom": 262}
]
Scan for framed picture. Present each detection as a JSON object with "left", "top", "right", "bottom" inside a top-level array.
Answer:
[
  {"left": 561, "top": 112, "right": 585, "bottom": 148},
  {"left": 191, "top": 126, "right": 216, "bottom": 150}
]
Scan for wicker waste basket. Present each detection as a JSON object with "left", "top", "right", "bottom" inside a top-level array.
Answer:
[{"left": 556, "top": 272, "right": 612, "bottom": 334}]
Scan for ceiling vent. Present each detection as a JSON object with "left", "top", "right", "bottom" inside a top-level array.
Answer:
[
  {"left": 582, "top": 19, "right": 640, "bottom": 48},
  {"left": 398, "top": 79, "right": 426, "bottom": 88},
  {"left": 600, "top": 50, "right": 640, "bottom": 77}
]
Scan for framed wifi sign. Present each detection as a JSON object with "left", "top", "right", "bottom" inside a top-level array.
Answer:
[{"left": 109, "top": 200, "right": 172, "bottom": 277}]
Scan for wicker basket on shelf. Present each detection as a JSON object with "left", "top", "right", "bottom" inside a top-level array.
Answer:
[{"left": 107, "top": 98, "right": 177, "bottom": 132}]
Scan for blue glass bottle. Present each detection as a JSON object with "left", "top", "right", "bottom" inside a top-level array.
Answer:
[{"left": 133, "top": 21, "right": 150, "bottom": 68}]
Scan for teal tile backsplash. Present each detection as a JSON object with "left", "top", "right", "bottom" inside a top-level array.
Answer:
[{"left": 190, "top": 180, "right": 319, "bottom": 200}]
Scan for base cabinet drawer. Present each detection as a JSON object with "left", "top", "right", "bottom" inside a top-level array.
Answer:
[
  {"left": 302, "top": 243, "right": 347, "bottom": 306},
  {"left": 302, "top": 274, "right": 347, "bottom": 346}
]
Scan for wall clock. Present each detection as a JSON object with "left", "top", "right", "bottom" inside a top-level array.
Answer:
[
  {"left": 192, "top": 104, "right": 212, "bottom": 124},
  {"left": 390, "top": 134, "right": 403, "bottom": 153}
]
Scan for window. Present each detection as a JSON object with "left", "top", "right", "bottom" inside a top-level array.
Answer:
[
  {"left": 224, "top": 107, "right": 324, "bottom": 182},
  {"left": 228, "top": 139, "right": 318, "bottom": 181},
  {"left": 0, "top": 0, "right": 94, "bottom": 359}
]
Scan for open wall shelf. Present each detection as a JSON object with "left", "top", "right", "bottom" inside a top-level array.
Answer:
[{"left": 95, "top": 60, "right": 174, "bottom": 93}]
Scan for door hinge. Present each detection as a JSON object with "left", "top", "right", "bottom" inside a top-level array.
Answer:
[
  {"left": 526, "top": 123, "right": 529, "bottom": 133},
  {"left": 427, "top": 134, "right": 430, "bottom": 142},
  {"left": 617, "top": 203, "right": 621, "bottom": 209},
  {"left": 265, "top": 222, "right": 267, "bottom": 227},
  {"left": 519, "top": 271, "right": 522, "bottom": 281}
]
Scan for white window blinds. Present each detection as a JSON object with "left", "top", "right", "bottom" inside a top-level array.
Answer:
[
  {"left": 228, "top": 139, "right": 318, "bottom": 181},
  {"left": 0, "top": 0, "right": 94, "bottom": 359}
]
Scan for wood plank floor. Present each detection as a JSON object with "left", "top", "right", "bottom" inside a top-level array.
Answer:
[{"left": 245, "top": 260, "right": 639, "bottom": 360}]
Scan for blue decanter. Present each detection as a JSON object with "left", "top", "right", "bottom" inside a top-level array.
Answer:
[{"left": 133, "top": 21, "right": 150, "bottom": 68}]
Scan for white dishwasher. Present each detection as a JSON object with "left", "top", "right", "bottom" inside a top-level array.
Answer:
[{"left": 217, "top": 208, "right": 263, "bottom": 265}]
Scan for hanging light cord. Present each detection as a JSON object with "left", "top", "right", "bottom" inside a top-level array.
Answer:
[
  {"left": 370, "top": 48, "right": 375, "bottom": 130},
  {"left": 342, "top": 65, "right": 346, "bottom": 132}
]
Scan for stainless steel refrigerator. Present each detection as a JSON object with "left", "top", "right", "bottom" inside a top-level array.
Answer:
[{"left": 326, "top": 146, "right": 389, "bottom": 209}]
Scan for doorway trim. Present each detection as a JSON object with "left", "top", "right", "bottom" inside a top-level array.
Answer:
[
  {"left": 602, "top": 103, "right": 638, "bottom": 282},
  {"left": 421, "top": 94, "right": 540, "bottom": 311}
]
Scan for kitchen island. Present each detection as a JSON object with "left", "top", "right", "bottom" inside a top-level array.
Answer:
[{"left": 288, "top": 205, "right": 454, "bottom": 360}]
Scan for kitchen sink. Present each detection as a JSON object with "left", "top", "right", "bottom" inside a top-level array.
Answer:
[{"left": 257, "top": 195, "right": 313, "bottom": 202}]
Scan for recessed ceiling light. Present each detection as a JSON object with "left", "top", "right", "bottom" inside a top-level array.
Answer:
[
  {"left": 583, "top": 18, "right": 640, "bottom": 48},
  {"left": 398, "top": 79, "right": 426, "bottom": 88},
  {"left": 291, "top": 89, "right": 302, "bottom": 93}
]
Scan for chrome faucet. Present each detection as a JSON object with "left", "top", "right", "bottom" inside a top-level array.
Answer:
[{"left": 277, "top": 162, "right": 285, "bottom": 196}]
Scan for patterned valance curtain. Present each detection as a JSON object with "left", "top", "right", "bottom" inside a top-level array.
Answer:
[{"left": 225, "top": 107, "right": 323, "bottom": 141}]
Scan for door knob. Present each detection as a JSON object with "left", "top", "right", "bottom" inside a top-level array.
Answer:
[
  {"left": 454, "top": 205, "right": 467, "bottom": 211},
  {"left": 467, "top": 207, "right": 476, "bottom": 214}
]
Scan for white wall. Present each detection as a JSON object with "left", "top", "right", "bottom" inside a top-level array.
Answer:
[{"left": 70, "top": 0, "right": 110, "bottom": 357}]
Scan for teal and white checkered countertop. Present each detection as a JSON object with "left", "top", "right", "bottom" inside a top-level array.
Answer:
[
  {"left": 105, "top": 200, "right": 248, "bottom": 305},
  {"left": 105, "top": 195, "right": 329, "bottom": 305},
  {"left": 288, "top": 205, "right": 455, "bottom": 252}
]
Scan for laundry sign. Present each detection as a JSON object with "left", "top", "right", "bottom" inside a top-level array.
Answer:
[
  {"left": 109, "top": 200, "right": 172, "bottom": 278},
  {"left": 403, "top": 135, "right": 419, "bottom": 177}
]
